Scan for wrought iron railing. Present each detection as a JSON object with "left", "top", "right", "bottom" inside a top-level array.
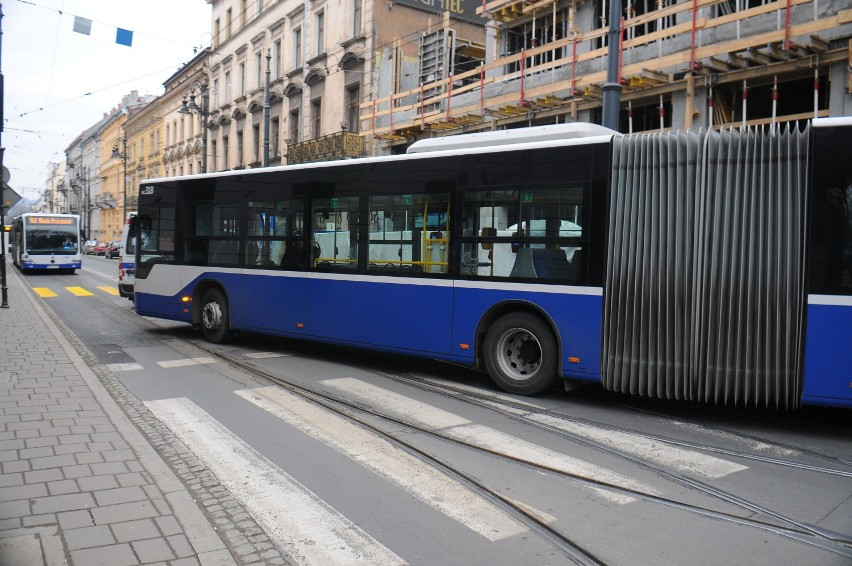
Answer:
[{"left": 287, "top": 131, "right": 365, "bottom": 165}]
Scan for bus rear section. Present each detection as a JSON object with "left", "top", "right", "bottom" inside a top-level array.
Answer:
[
  {"left": 118, "top": 212, "right": 137, "bottom": 299},
  {"left": 601, "top": 119, "right": 852, "bottom": 409},
  {"left": 11, "top": 213, "right": 82, "bottom": 273}
]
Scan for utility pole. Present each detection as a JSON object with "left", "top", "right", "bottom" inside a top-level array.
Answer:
[{"left": 1, "top": 3, "right": 9, "bottom": 308}]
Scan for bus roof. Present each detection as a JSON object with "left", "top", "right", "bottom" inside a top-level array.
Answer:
[
  {"left": 143, "top": 123, "right": 616, "bottom": 185},
  {"left": 406, "top": 122, "right": 618, "bottom": 154}
]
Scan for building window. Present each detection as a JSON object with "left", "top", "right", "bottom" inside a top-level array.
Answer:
[
  {"left": 274, "top": 40, "right": 282, "bottom": 79},
  {"left": 346, "top": 84, "right": 360, "bottom": 133},
  {"left": 225, "top": 71, "right": 231, "bottom": 101},
  {"left": 240, "top": 0, "right": 247, "bottom": 27},
  {"left": 253, "top": 123, "right": 261, "bottom": 163},
  {"left": 311, "top": 98, "right": 322, "bottom": 138},
  {"left": 289, "top": 109, "right": 300, "bottom": 142},
  {"left": 239, "top": 62, "right": 246, "bottom": 97},
  {"left": 210, "top": 139, "right": 218, "bottom": 171},
  {"left": 257, "top": 0, "right": 264, "bottom": 15},
  {"left": 294, "top": 27, "right": 302, "bottom": 68},
  {"left": 271, "top": 117, "right": 279, "bottom": 156},
  {"left": 213, "top": 19, "right": 220, "bottom": 47},
  {"left": 237, "top": 130, "right": 244, "bottom": 167},
  {"left": 226, "top": 9, "right": 232, "bottom": 38},
  {"left": 255, "top": 52, "right": 262, "bottom": 89},
  {"left": 352, "top": 0, "right": 361, "bottom": 37},
  {"left": 316, "top": 12, "right": 325, "bottom": 55},
  {"left": 213, "top": 78, "right": 220, "bottom": 108},
  {"left": 222, "top": 135, "right": 229, "bottom": 169}
]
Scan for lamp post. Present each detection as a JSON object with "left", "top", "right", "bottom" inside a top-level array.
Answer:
[
  {"left": 178, "top": 78, "right": 210, "bottom": 173},
  {"left": 111, "top": 134, "right": 128, "bottom": 225}
]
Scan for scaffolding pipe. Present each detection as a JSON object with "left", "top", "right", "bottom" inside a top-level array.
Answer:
[
  {"left": 771, "top": 75, "right": 778, "bottom": 127},
  {"left": 813, "top": 67, "right": 819, "bottom": 118},
  {"left": 707, "top": 84, "right": 713, "bottom": 129}
]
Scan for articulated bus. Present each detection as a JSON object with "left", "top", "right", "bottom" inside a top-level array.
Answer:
[
  {"left": 11, "top": 213, "right": 82, "bottom": 273},
  {"left": 132, "top": 119, "right": 852, "bottom": 410}
]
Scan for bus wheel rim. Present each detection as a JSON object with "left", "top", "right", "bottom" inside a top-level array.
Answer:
[
  {"left": 495, "top": 327, "right": 541, "bottom": 382},
  {"left": 202, "top": 300, "right": 222, "bottom": 331}
]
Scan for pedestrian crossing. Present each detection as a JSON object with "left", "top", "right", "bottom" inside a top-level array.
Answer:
[
  {"left": 125, "top": 350, "right": 762, "bottom": 565},
  {"left": 31, "top": 285, "right": 119, "bottom": 297}
]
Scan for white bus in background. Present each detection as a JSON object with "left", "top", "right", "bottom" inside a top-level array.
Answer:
[
  {"left": 118, "top": 211, "right": 137, "bottom": 300},
  {"left": 10, "top": 213, "right": 82, "bottom": 274}
]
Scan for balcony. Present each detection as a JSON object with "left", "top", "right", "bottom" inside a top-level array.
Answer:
[{"left": 286, "top": 131, "right": 365, "bottom": 165}]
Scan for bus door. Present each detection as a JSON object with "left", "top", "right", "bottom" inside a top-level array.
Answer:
[
  {"left": 803, "top": 119, "right": 852, "bottom": 407},
  {"left": 306, "top": 193, "right": 454, "bottom": 354},
  {"left": 233, "top": 200, "right": 307, "bottom": 334}
]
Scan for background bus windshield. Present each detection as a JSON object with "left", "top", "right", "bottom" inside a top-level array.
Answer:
[{"left": 26, "top": 218, "right": 79, "bottom": 254}]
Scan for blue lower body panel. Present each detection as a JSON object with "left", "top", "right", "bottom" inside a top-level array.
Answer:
[{"left": 802, "top": 302, "right": 852, "bottom": 407}]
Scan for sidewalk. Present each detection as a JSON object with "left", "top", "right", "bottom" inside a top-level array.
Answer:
[{"left": 0, "top": 265, "right": 238, "bottom": 566}]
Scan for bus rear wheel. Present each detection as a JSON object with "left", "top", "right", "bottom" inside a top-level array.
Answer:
[
  {"left": 484, "top": 313, "right": 558, "bottom": 395},
  {"left": 200, "top": 288, "right": 234, "bottom": 344}
]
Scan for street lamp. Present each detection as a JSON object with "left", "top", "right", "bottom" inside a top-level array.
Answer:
[
  {"left": 111, "top": 134, "right": 128, "bottom": 223},
  {"left": 178, "top": 78, "right": 210, "bottom": 173}
]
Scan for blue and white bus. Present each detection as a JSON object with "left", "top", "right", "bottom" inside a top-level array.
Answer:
[
  {"left": 132, "top": 119, "right": 852, "bottom": 410},
  {"left": 10, "top": 213, "right": 82, "bottom": 274}
]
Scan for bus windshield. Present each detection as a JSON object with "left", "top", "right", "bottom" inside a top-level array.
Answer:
[{"left": 25, "top": 219, "right": 80, "bottom": 255}]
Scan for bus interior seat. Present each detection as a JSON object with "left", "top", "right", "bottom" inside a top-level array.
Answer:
[
  {"left": 510, "top": 248, "right": 537, "bottom": 278},
  {"left": 210, "top": 240, "right": 238, "bottom": 264},
  {"left": 532, "top": 248, "right": 571, "bottom": 279}
]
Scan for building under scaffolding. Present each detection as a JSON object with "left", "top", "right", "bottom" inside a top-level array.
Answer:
[{"left": 361, "top": 0, "right": 852, "bottom": 149}]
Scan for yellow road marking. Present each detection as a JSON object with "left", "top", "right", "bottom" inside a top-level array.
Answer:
[
  {"left": 32, "top": 287, "right": 58, "bottom": 298},
  {"left": 66, "top": 287, "right": 94, "bottom": 297},
  {"left": 98, "top": 286, "right": 120, "bottom": 296}
]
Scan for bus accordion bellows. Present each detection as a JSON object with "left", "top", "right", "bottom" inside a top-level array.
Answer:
[
  {"left": 132, "top": 119, "right": 852, "bottom": 410},
  {"left": 10, "top": 213, "right": 82, "bottom": 274}
]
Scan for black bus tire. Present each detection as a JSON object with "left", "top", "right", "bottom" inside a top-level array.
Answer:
[
  {"left": 200, "top": 288, "right": 234, "bottom": 344},
  {"left": 483, "top": 312, "right": 558, "bottom": 395}
]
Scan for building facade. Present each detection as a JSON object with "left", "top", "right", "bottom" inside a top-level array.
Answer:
[{"left": 360, "top": 0, "right": 852, "bottom": 147}]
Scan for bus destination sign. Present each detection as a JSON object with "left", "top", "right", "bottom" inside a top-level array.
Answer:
[{"left": 27, "top": 216, "right": 75, "bottom": 225}]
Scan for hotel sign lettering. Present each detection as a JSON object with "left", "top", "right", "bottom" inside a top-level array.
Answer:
[{"left": 394, "top": 0, "right": 484, "bottom": 23}]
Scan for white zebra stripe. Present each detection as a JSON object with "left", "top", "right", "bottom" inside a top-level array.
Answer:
[
  {"left": 235, "top": 386, "right": 528, "bottom": 541},
  {"left": 321, "top": 378, "right": 656, "bottom": 503},
  {"left": 145, "top": 397, "right": 405, "bottom": 566}
]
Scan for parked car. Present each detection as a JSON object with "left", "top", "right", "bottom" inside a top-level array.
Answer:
[
  {"left": 106, "top": 240, "right": 121, "bottom": 259},
  {"left": 83, "top": 240, "right": 98, "bottom": 254},
  {"left": 94, "top": 241, "right": 108, "bottom": 256}
]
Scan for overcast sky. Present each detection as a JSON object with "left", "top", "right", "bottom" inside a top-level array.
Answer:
[{"left": 3, "top": 0, "right": 212, "bottom": 200}]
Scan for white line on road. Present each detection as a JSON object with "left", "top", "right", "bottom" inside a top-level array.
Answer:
[
  {"left": 145, "top": 397, "right": 406, "bottom": 566},
  {"left": 321, "top": 378, "right": 655, "bottom": 503},
  {"left": 416, "top": 379, "right": 748, "bottom": 478},
  {"left": 236, "top": 386, "right": 528, "bottom": 541},
  {"left": 156, "top": 357, "right": 217, "bottom": 368}
]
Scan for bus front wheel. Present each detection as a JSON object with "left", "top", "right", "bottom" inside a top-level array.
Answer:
[
  {"left": 484, "top": 313, "right": 558, "bottom": 395},
  {"left": 200, "top": 288, "right": 234, "bottom": 344}
]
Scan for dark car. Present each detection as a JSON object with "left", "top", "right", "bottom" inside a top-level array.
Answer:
[
  {"left": 106, "top": 240, "right": 121, "bottom": 259},
  {"left": 94, "top": 241, "right": 108, "bottom": 256}
]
